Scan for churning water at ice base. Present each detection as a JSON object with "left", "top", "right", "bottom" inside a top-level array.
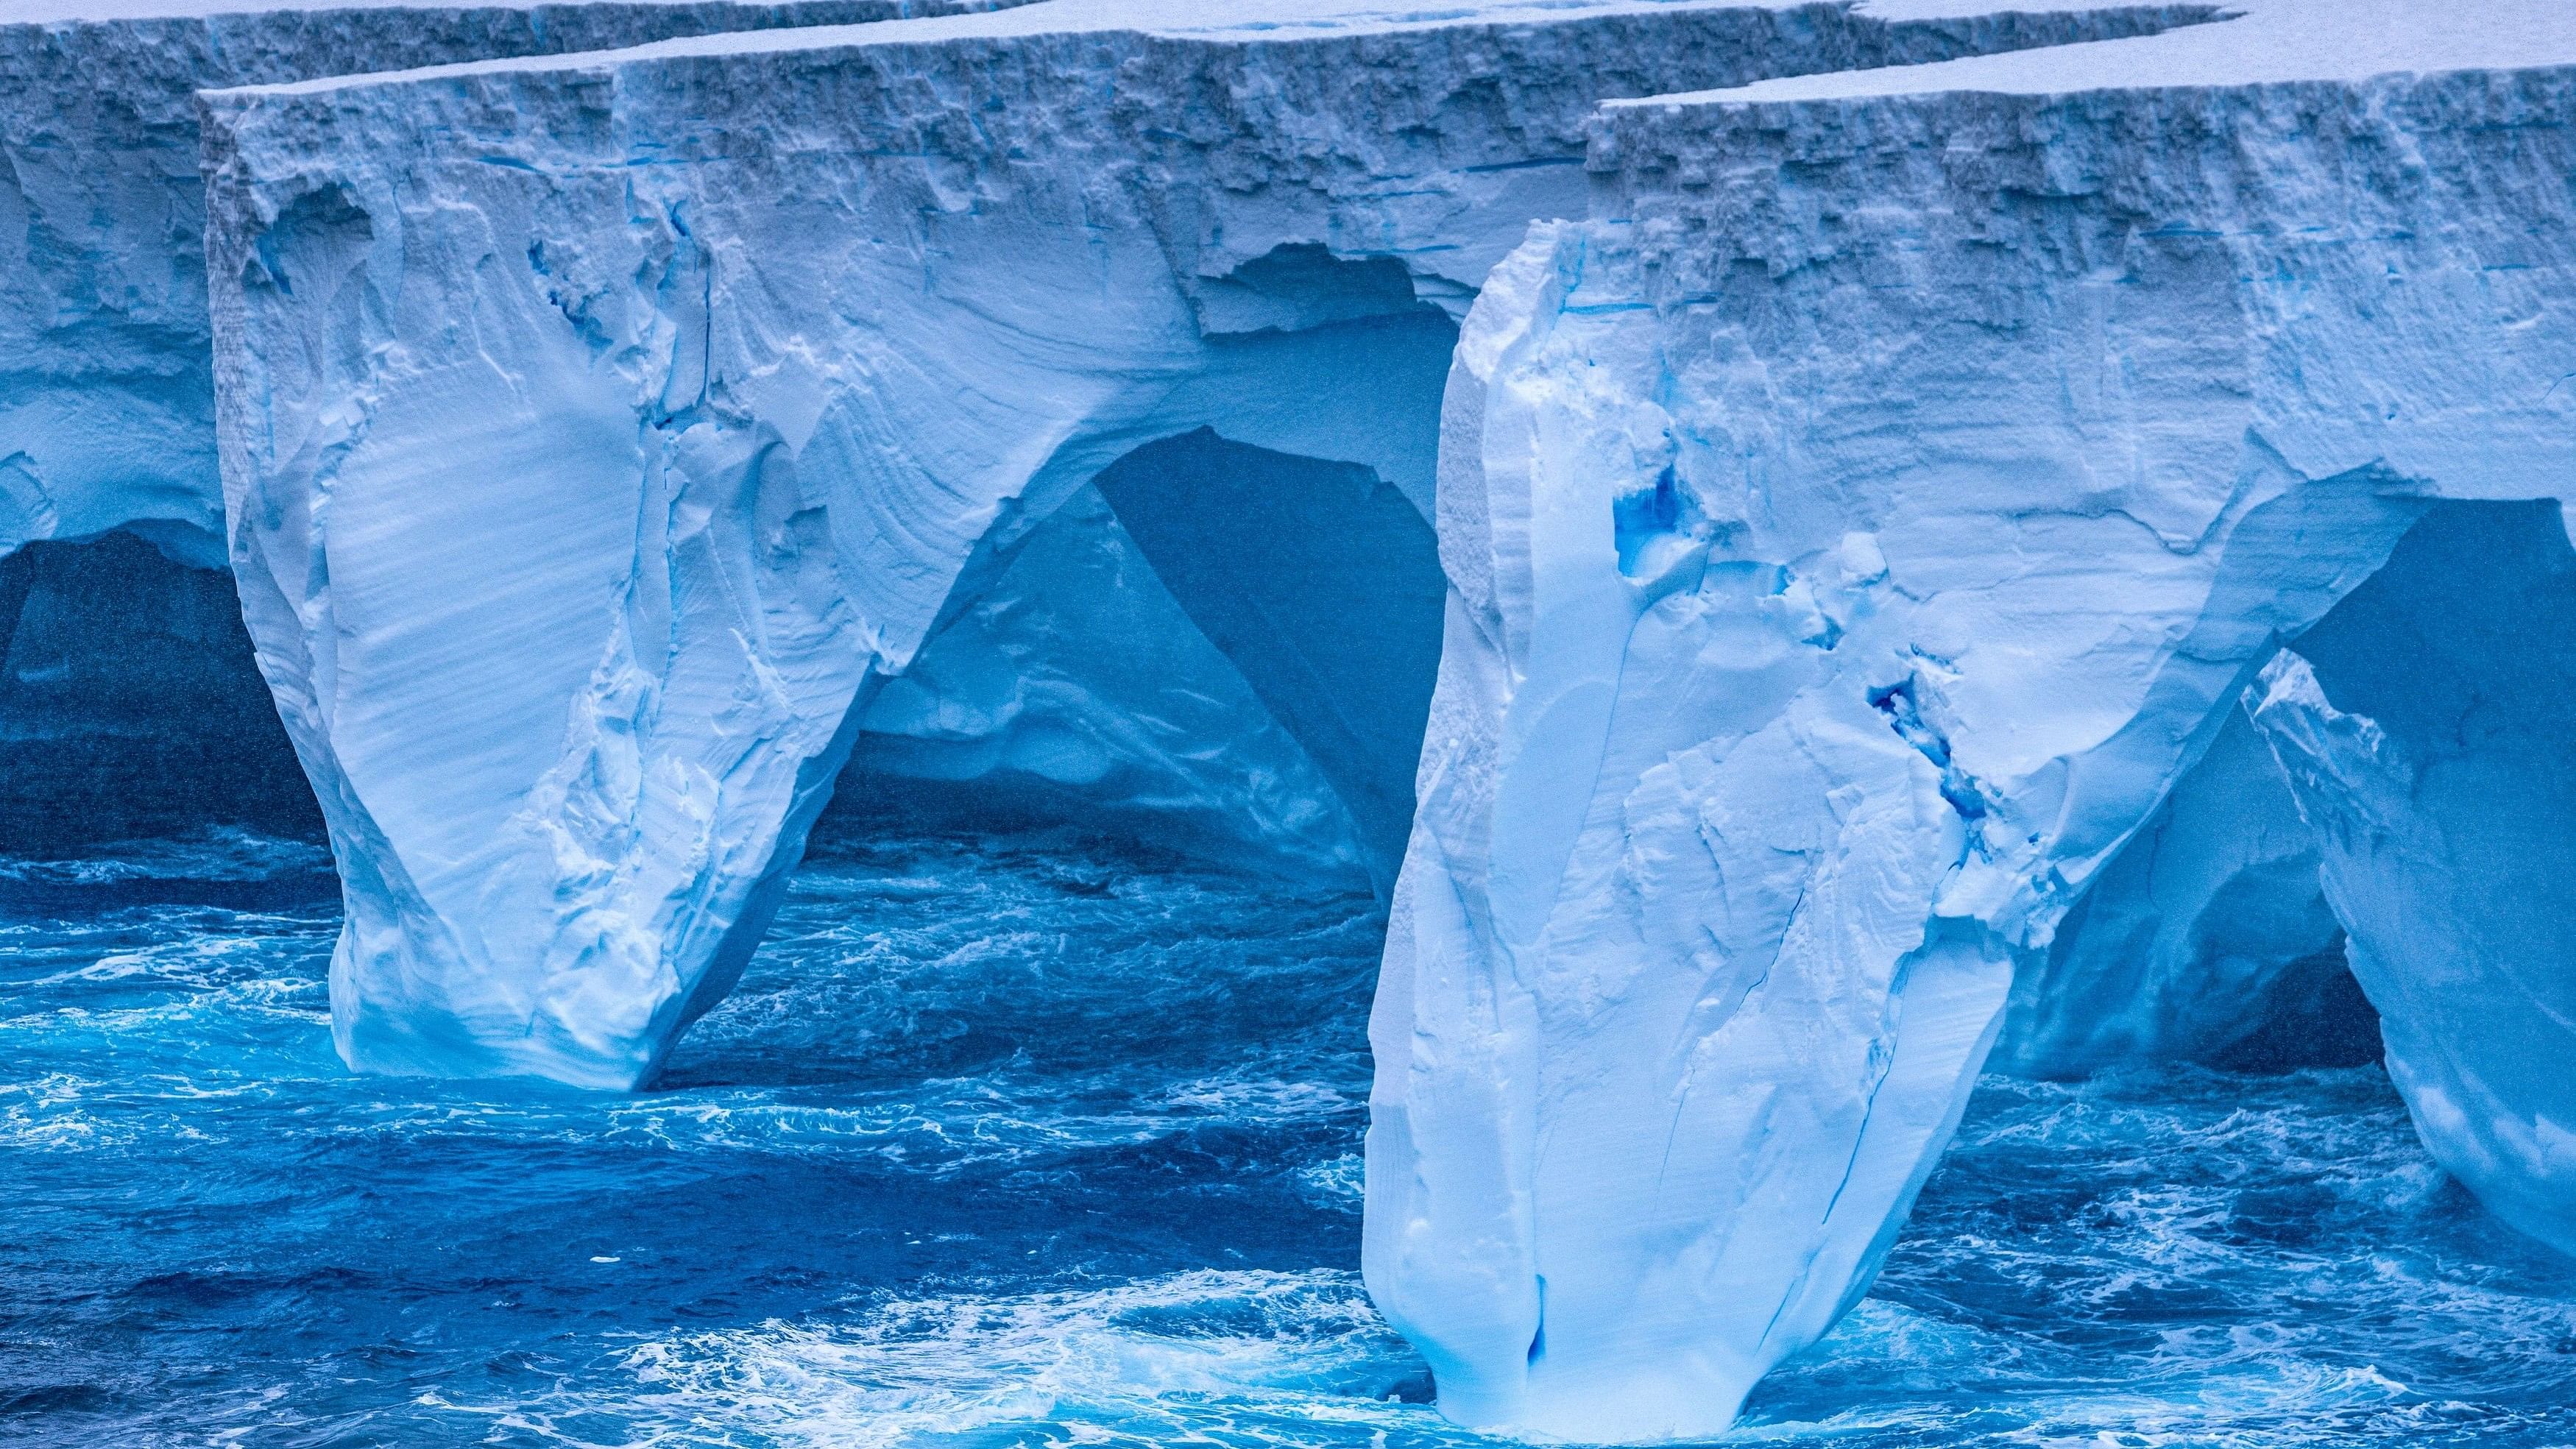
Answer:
[{"left": 6, "top": 829, "right": 2576, "bottom": 1448}]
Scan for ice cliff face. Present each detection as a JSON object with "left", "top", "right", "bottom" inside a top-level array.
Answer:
[
  {"left": 0, "top": 0, "right": 1018, "bottom": 573},
  {"left": 188, "top": 0, "right": 2576, "bottom": 1436},
  {"left": 1368, "top": 0, "right": 2576, "bottom": 1434},
  {"left": 1, "top": 1, "right": 1030, "bottom": 852},
  {"left": 197, "top": 0, "right": 2199, "bottom": 1090}
]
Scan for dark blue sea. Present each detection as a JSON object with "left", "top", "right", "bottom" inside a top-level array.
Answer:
[{"left": 6, "top": 829, "right": 2575, "bottom": 1447}]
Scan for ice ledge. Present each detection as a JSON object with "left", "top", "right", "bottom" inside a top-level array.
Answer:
[
  {"left": 1370, "top": 26, "right": 2576, "bottom": 1442},
  {"left": 208, "top": 0, "right": 2217, "bottom": 96},
  {"left": 1621, "top": 0, "right": 2576, "bottom": 105}
]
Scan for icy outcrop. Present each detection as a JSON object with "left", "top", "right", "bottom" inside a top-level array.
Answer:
[
  {"left": 0, "top": 0, "right": 1013, "bottom": 570},
  {"left": 2248, "top": 500, "right": 2576, "bottom": 1258},
  {"left": 1366, "top": 1, "right": 2576, "bottom": 1436},
  {"left": 197, "top": 0, "right": 2199, "bottom": 1088}
]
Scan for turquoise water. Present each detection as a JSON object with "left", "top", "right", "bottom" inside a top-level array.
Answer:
[{"left": 4, "top": 829, "right": 2574, "bottom": 1447}]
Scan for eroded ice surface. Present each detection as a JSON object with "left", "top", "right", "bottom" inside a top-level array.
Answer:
[
  {"left": 1366, "top": 2, "right": 2576, "bottom": 1435},
  {"left": 196, "top": 0, "right": 2195, "bottom": 1091},
  {"left": 2249, "top": 501, "right": 2576, "bottom": 1261},
  {"left": 180, "top": 0, "right": 2576, "bottom": 1436},
  {"left": 0, "top": 0, "right": 1021, "bottom": 573}
]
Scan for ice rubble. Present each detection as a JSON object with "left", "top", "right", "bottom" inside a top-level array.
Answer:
[
  {"left": 197, "top": 0, "right": 2191, "bottom": 1088},
  {"left": 183, "top": 0, "right": 2576, "bottom": 1437},
  {"left": 1365, "top": 0, "right": 2576, "bottom": 1434}
]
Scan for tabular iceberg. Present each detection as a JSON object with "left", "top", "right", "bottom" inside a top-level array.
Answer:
[
  {"left": 0, "top": 0, "right": 1019, "bottom": 567},
  {"left": 1369, "top": 0, "right": 2576, "bottom": 1434},
  {"left": 1, "top": 0, "right": 1027, "bottom": 849},
  {"left": 197, "top": 0, "right": 2187, "bottom": 1088},
  {"left": 176, "top": 0, "right": 2576, "bottom": 1438}
]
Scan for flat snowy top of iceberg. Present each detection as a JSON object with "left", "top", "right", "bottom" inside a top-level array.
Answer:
[
  {"left": 208, "top": 0, "right": 2200, "bottom": 95},
  {"left": 1628, "top": 0, "right": 2576, "bottom": 104},
  {"left": 7, "top": 0, "right": 992, "bottom": 29}
]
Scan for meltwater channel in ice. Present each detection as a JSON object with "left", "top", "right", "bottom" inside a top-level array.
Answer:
[{"left": 7, "top": 826, "right": 2576, "bottom": 1448}]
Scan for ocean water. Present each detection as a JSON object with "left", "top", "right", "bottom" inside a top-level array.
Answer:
[{"left": 4, "top": 829, "right": 2575, "bottom": 1448}]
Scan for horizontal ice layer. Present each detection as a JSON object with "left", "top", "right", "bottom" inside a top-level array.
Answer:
[
  {"left": 197, "top": 0, "right": 2201, "bottom": 1092},
  {"left": 0, "top": 0, "right": 1018, "bottom": 569},
  {"left": 1365, "top": 4, "right": 2576, "bottom": 1437}
]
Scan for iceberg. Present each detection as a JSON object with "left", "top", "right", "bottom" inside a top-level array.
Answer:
[
  {"left": 180, "top": 0, "right": 2576, "bottom": 1438},
  {"left": 1368, "top": 0, "right": 2576, "bottom": 1434},
  {"left": 0, "top": 0, "right": 1029, "bottom": 847},
  {"left": 0, "top": 0, "right": 1019, "bottom": 568},
  {"left": 195, "top": 0, "right": 2185, "bottom": 1088}
]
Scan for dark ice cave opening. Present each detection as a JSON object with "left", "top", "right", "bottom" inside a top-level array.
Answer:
[
  {"left": 2010, "top": 498, "right": 2576, "bottom": 1083},
  {"left": 0, "top": 530, "right": 319, "bottom": 854},
  {"left": 2250, "top": 496, "right": 2576, "bottom": 1071},
  {"left": 820, "top": 428, "right": 1447, "bottom": 899}
]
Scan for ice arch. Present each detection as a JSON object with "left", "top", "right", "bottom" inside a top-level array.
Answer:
[
  {"left": 2249, "top": 499, "right": 2576, "bottom": 1258},
  {"left": 199, "top": 0, "right": 2549, "bottom": 1442},
  {"left": 831, "top": 425, "right": 1446, "bottom": 891},
  {"left": 197, "top": 0, "right": 2199, "bottom": 1088},
  {"left": 1996, "top": 701, "right": 2378, "bottom": 1077},
  {"left": 219, "top": 210, "right": 1451, "bottom": 1088}
]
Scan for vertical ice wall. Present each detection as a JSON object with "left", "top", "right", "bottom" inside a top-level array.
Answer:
[
  {"left": 1365, "top": 5, "right": 2576, "bottom": 1436},
  {"left": 0, "top": 0, "right": 1018, "bottom": 569},
  {"left": 198, "top": 0, "right": 2205, "bottom": 1088},
  {"left": 0, "top": 1, "right": 1030, "bottom": 851}
]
